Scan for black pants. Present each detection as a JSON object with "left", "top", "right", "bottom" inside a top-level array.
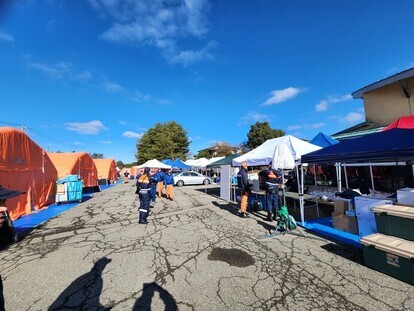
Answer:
[{"left": 0, "top": 275, "right": 5, "bottom": 311}]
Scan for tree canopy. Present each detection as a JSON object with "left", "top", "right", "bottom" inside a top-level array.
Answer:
[
  {"left": 136, "top": 121, "right": 190, "bottom": 164},
  {"left": 247, "top": 122, "right": 285, "bottom": 150}
]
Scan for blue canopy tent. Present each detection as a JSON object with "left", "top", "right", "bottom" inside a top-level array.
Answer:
[
  {"left": 302, "top": 128, "right": 414, "bottom": 164},
  {"left": 162, "top": 159, "right": 174, "bottom": 166},
  {"left": 309, "top": 132, "right": 339, "bottom": 148},
  {"left": 299, "top": 128, "right": 414, "bottom": 247},
  {"left": 172, "top": 159, "right": 191, "bottom": 170}
]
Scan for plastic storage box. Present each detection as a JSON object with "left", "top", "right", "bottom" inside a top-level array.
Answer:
[
  {"left": 397, "top": 187, "right": 414, "bottom": 206},
  {"left": 361, "top": 233, "right": 414, "bottom": 285},
  {"left": 372, "top": 204, "right": 414, "bottom": 242}
]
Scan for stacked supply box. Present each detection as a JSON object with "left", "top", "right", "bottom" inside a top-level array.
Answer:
[
  {"left": 373, "top": 204, "right": 414, "bottom": 242},
  {"left": 361, "top": 233, "right": 414, "bottom": 285},
  {"left": 354, "top": 196, "right": 395, "bottom": 237},
  {"left": 332, "top": 198, "right": 358, "bottom": 235},
  {"left": 397, "top": 187, "right": 414, "bottom": 206},
  {"left": 55, "top": 175, "right": 83, "bottom": 204}
]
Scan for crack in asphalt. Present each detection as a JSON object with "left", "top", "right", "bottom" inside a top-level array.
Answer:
[{"left": 1, "top": 183, "right": 413, "bottom": 311}]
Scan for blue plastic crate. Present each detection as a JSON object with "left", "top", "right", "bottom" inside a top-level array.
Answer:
[{"left": 67, "top": 190, "right": 82, "bottom": 202}]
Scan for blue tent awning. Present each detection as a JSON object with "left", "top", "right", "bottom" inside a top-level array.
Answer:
[
  {"left": 172, "top": 159, "right": 191, "bottom": 170},
  {"left": 309, "top": 132, "right": 339, "bottom": 148},
  {"left": 302, "top": 128, "right": 414, "bottom": 164}
]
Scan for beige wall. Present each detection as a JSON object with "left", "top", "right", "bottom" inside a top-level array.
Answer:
[{"left": 363, "top": 76, "right": 414, "bottom": 126}]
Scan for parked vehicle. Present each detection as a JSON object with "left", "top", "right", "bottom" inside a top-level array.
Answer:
[{"left": 172, "top": 171, "right": 213, "bottom": 187}]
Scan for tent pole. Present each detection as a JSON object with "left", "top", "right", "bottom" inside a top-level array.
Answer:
[
  {"left": 300, "top": 164, "right": 305, "bottom": 224},
  {"left": 282, "top": 169, "right": 286, "bottom": 206},
  {"left": 344, "top": 166, "right": 349, "bottom": 189},
  {"left": 369, "top": 165, "right": 375, "bottom": 191},
  {"left": 337, "top": 163, "right": 342, "bottom": 193}
]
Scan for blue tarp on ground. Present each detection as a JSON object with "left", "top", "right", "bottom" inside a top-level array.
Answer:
[
  {"left": 302, "top": 128, "right": 414, "bottom": 164},
  {"left": 309, "top": 132, "right": 339, "bottom": 148},
  {"left": 13, "top": 181, "right": 121, "bottom": 237}
]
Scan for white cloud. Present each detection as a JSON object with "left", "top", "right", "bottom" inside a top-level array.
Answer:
[
  {"left": 119, "top": 121, "right": 127, "bottom": 125},
  {"left": 170, "top": 41, "right": 216, "bottom": 66},
  {"left": 315, "top": 100, "right": 328, "bottom": 112},
  {"left": 99, "top": 140, "right": 112, "bottom": 144},
  {"left": 74, "top": 141, "right": 83, "bottom": 145},
  {"left": 240, "top": 111, "right": 271, "bottom": 125},
  {"left": 104, "top": 82, "right": 125, "bottom": 93},
  {"left": 91, "top": 0, "right": 213, "bottom": 66},
  {"left": 342, "top": 112, "right": 364, "bottom": 123},
  {"left": 287, "top": 125, "right": 301, "bottom": 131},
  {"left": 24, "top": 55, "right": 93, "bottom": 83},
  {"left": 122, "top": 131, "right": 142, "bottom": 138},
  {"left": 132, "top": 91, "right": 151, "bottom": 102},
  {"left": 0, "top": 30, "right": 14, "bottom": 42},
  {"left": 287, "top": 123, "right": 325, "bottom": 131},
  {"left": 315, "top": 94, "right": 352, "bottom": 112},
  {"left": 262, "top": 87, "right": 304, "bottom": 106},
  {"left": 65, "top": 120, "right": 108, "bottom": 135}
]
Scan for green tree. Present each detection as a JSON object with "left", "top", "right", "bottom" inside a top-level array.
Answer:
[
  {"left": 90, "top": 153, "right": 104, "bottom": 159},
  {"left": 136, "top": 121, "right": 190, "bottom": 163},
  {"left": 195, "top": 149, "right": 211, "bottom": 159},
  {"left": 116, "top": 160, "right": 124, "bottom": 168},
  {"left": 247, "top": 122, "right": 285, "bottom": 150}
]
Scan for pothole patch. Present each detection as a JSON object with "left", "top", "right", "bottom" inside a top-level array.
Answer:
[{"left": 208, "top": 247, "right": 255, "bottom": 267}]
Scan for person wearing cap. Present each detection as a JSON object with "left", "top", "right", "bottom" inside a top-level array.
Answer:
[
  {"left": 237, "top": 162, "right": 250, "bottom": 218},
  {"left": 163, "top": 169, "right": 175, "bottom": 201},
  {"left": 136, "top": 167, "right": 157, "bottom": 224},
  {"left": 0, "top": 185, "right": 25, "bottom": 311},
  {"left": 264, "top": 162, "right": 282, "bottom": 221}
]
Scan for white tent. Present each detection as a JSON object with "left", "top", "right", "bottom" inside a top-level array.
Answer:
[
  {"left": 137, "top": 159, "right": 172, "bottom": 169},
  {"left": 232, "top": 135, "right": 322, "bottom": 167},
  {"left": 185, "top": 157, "right": 225, "bottom": 170}
]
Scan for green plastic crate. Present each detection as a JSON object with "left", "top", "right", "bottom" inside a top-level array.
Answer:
[
  {"left": 373, "top": 205, "right": 414, "bottom": 242},
  {"left": 361, "top": 233, "right": 414, "bottom": 285}
]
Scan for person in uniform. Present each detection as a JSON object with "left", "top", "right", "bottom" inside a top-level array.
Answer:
[
  {"left": 136, "top": 167, "right": 157, "bottom": 224},
  {"left": 237, "top": 162, "right": 250, "bottom": 218},
  {"left": 154, "top": 168, "right": 165, "bottom": 198},
  {"left": 163, "top": 169, "right": 175, "bottom": 201},
  {"left": 264, "top": 162, "right": 282, "bottom": 221}
]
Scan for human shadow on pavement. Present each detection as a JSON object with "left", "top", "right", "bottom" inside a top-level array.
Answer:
[
  {"left": 132, "top": 282, "right": 177, "bottom": 311},
  {"left": 321, "top": 243, "right": 364, "bottom": 264},
  {"left": 211, "top": 201, "right": 240, "bottom": 216},
  {"left": 48, "top": 257, "right": 112, "bottom": 310}
]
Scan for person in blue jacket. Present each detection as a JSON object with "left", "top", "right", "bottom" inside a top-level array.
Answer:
[
  {"left": 136, "top": 167, "right": 157, "bottom": 224},
  {"left": 154, "top": 168, "right": 165, "bottom": 198},
  {"left": 163, "top": 169, "right": 175, "bottom": 201}
]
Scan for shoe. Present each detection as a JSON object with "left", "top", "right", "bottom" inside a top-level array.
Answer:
[
  {"left": 267, "top": 212, "right": 273, "bottom": 222},
  {"left": 240, "top": 212, "right": 248, "bottom": 218},
  {"left": 139, "top": 220, "right": 148, "bottom": 224}
]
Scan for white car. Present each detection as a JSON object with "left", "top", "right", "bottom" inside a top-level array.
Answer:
[{"left": 172, "top": 171, "right": 213, "bottom": 187}]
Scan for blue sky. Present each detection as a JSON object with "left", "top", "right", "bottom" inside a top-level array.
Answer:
[{"left": 1, "top": 0, "right": 414, "bottom": 164}]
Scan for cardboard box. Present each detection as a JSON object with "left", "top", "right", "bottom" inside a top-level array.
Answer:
[
  {"left": 332, "top": 212, "right": 358, "bottom": 235},
  {"left": 333, "top": 198, "right": 351, "bottom": 214},
  {"left": 397, "top": 188, "right": 414, "bottom": 206}
]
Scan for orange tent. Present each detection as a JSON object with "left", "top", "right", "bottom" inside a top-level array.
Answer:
[
  {"left": 129, "top": 166, "right": 142, "bottom": 178},
  {"left": 93, "top": 158, "right": 118, "bottom": 182},
  {"left": 0, "top": 127, "right": 58, "bottom": 220},
  {"left": 47, "top": 152, "right": 98, "bottom": 188}
]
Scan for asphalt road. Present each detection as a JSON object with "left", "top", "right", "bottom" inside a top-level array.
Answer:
[{"left": 0, "top": 182, "right": 413, "bottom": 310}]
